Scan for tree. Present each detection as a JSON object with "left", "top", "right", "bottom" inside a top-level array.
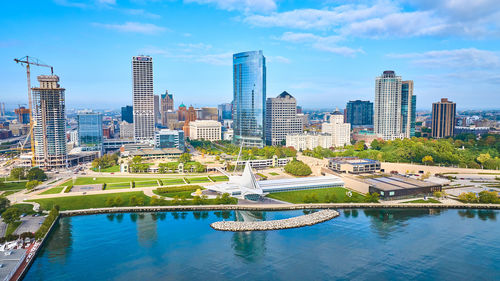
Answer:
[
  {"left": 1, "top": 208, "right": 21, "bottom": 224},
  {"left": 284, "top": 159, "right": 312, "bottom": 176},
  {"left": 478, "top": 191, "right": 498, "bottom": 204},
  {"left": 10, "top": 167, "right": 27, "bottom": 180},
  {"left": 458, "top": 192, "right": 478, "bottom": 203},
  {"left": 0, "top": 197, "right": 10, "bottom": 214},
  {"left": 179, "top": 153, "right": 192, "bottom": 163},
  {"left": 422, "top": 155, "right": 434, "bottom": 165},
  {"left": 354, "top": 141, "right": 365, "bottom": 151},
  {"left": 27, "top": 167, "right": 47, "bottom": 181},
  {"left": 364, "top": 192, "right": 380, "bottom": 203},
  {"left": 476, "top": 153, "right": 491, "bottom": 167},
  {"left": 25, "top": 180, "right": 42, "bottom": 190},
  {"left": 433, "top": 191, "right": 443, "bottom": 199}
]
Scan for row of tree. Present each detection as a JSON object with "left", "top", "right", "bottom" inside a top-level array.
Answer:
[
  {"left": 91, "top": 153, "right": 119, "bottom": 170},
  {"left": 9, "top": 167, "right": 47, "bottom": 181},
  {"left": 302, "top": 134, "right": 500, "bottom": 169}
]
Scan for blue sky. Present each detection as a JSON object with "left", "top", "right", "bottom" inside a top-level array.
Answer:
[{"left": 1, "top": 0, "right": 499, "bottom": 111}]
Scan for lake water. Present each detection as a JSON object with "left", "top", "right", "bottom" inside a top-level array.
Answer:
[{"left": 25, "top": 209, "right": 499, "bottom": 281}]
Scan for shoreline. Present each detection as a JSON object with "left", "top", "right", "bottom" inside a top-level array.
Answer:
[{"left": 59, "top": 203, "right": 500, "bottom": 217}]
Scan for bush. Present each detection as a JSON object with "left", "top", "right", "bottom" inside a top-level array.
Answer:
[
  {"left": 458, "top": 192, "right": 479, "bottom": 203},
  {"left": 156, "top": 185, "right": 202, "bottom": 194},
  {"left": 64, "top": 184, "right": 73, "bottom": 193},
  {"left": 478, "top": 191, "right": 499, "bottom": 204},
  {"left": 102, "top": 183, "right": 107, "bottom": 190},
  {"left": 25, "top": 180, "right": 42, "bottom": 190},
  {"left": 364, "top": 192, "right": 380, "bottom": 203},
  {"left": 34, "top": 206, "right": 59, "bottom": 240},
  {"left": 284, "top": 159, "right": 312, "bottom": 176},
  {"left": 131, "top": 181, "right": 135, "bottom": 188}
]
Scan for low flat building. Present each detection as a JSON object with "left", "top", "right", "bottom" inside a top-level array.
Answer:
[
  {"left": 328, "top": 157, "right": 381, "bottom": 174},
  {"left": 366, "top": 175, "right": 441, "bottom": 200},
  {"left": 206, "top": 161, "right": 344, "bottom": 201},
  {"left": 128, "top": 147, "right": 183, "bottom": 159},
  {"left": 235, "top": 156, "right": 290, "bottom": 169}
]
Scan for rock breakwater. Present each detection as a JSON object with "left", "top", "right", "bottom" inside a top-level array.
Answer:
[{"left": 211, "top": 209, "right": 339, "bottom": 231}]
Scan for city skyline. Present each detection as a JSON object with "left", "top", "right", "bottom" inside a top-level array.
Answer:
[{"left": 1, "top": 1, "right": 499, "bottom": 110}]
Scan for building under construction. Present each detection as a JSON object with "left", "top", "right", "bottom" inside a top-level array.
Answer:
[{"left": 32, "top": 75, "right": 67, "bottom": 169}]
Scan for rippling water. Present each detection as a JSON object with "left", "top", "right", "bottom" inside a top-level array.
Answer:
[{"left": 25, "top": 209, "right": 499, "bottom": 281}]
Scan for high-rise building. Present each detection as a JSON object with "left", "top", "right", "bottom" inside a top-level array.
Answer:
[
  {"left": 77, "top": 110, "right": 103, "bottom": 153},
  {"left": 132, "top": 56, "right": 154, "bottom": 142},
  {"left": 432, "top": 98, "right": 456, "bottom": 138},
  {"left": 160, "top": 90, "right": 174, "bottom": 126},
  {"left": 322, "top": 109, "right": 351, "bottom": 147},
  {"left": 218, "top": 103, "right": 232, "bottom": 121},
  {"left": 188, "top": 120, "right": 222, "bottom": 141},
  {"left": 14, "top": 106, "right": 30, "bottom": 124},
  {"left": 345, "top": 100, "right": 373, "bottom": 126},
  {"left": 401, "top": 81, "right": 416, "bottom": 138},
  {"left": 121, "top": 105, "right": 133, "bottom": 123},
  {"left": 154, "top": 94, "right": 161, "bottom": 125},
  {"left": 119, "top": 121, "right": 134, "bottom": 139},
  {"left": 154, "top": 129, "right": 185, "bottom": 151},
  {"left": 374, "top": 70, "right": 404, "bottom": 140},
  {"left": 265, "top": 91, "right": 303, "bottom": 146},
  {"left": 32, "top": 75, "right": 67, "bottom": 169},
  {"left": 182, "top": 105, "right": 197, "bottom": 136},
  {"left": 232, "top": 50, "right": 266, "bottom": 147},
  {"left": 178, "top": 103, "right": 187, "bottom": 121}
]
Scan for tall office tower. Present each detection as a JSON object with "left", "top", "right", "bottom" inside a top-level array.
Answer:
[
  {"left": 121, "top": 105, "right": 133, "bottom": 123},
  {"left": 32, "top": 75, "right": 67, "bottom": 169},
  {"left": 346, "top": 100, "right": 373, "bottom": 126},
  {"left": 154, "top": 94, "right": 161, "bottom": 125},
  {"left": 77, "top": 110, "right": 103, "bottom": 153},
  {"left": 178, "top": 103, "right": 187, "bottom": 121},
  {"left": 322, "top": 109, "right": 351, "bottom": 147},
  {"left": 374, "top": 70, "right": 404, "bottom": 140},
  {"left": 232, "top": 50, "right": 266, "bottom": 147},
  {"left": 432, "top": 98, "right": 456, "bottom": 138},
  {"left": 401, "top": 81, "right": 416, "bottom": 138},
  {"left": 132, "top": 56, "right": 154, "bottom": 142},
  {"left": 182, "top": 105, "right": 197, "bottom": 136},
  {"left": 218, "top": 103, "right": 232, "bottom": 121},
  {"left": 265, "top": 91, "right": 303, "bottom": 146},
  {"left": 161, "top": 90, "right": 174, "bottom": 126}
]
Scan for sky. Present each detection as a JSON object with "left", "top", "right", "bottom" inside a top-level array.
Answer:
[{"left": 1, "top": 0, "right": 499, "bottom": 111}]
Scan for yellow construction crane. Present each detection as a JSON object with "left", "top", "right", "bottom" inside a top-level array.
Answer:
[{"left": 14, "top": 56, "right": 54, "bottom": 166}]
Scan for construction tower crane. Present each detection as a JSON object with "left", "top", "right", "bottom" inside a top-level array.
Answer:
[{"left": 14, "top": 56, "right": 54, "bottom": 166}]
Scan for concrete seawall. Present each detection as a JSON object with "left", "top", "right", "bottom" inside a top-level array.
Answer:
[
  {"left": 211, "top": 210, "right": 339, "bottom": 231},
  {"left": 59, "top": 203, "right": 500, "bottom": 217}
]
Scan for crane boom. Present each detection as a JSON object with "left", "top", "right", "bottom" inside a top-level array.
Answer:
[{"left": 14, "top": 56, "right": 54, "bottom": 166}]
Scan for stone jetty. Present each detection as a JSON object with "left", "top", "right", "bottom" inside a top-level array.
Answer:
[{"left": 210, "top": 209, "right": 339, "bottom": 232}]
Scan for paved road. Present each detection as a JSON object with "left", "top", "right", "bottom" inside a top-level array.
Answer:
[
  {"left": 0, "top": 220, "right": 6, "bottom": 237},
  {"left": 14, "top": 216, "right": 45, "bottom": 235}
]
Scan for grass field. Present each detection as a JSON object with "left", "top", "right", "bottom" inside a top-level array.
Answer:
[
  {"left": 160, "top": 178, "right": 186, "bottom": 185},
  {"left": 92, "top": 165, "right": 120, "bottom": 173},
  {"left": 188, "top": 177, "right": 210, "bottom": 183},
  {"left": 269, "top": 172, "right": 279, "bottom": 176},
  {"left": 135, "top": 180, "right": 160, "bottom": 188},
  {"left": 266, "top": 187, "right": 366, "bottom": 203},
  {"left": 210, "top": 176, "right": 229, "bottom": 182},
  {"left": 153, "top": 190, "right": 194, "bottom": 198},
  {"left": 0, "top": 180, "right": 26, "bottom": 191},
  {"left": 403, "top": 198, "right": 441, "bottom": 203},
  {"left": 5, "top": 221, "right": 21, "bottom": 237},
  {"left": 1, "top": 190, "right": 19, "bottom": 197},
  {"left": 106, "top": 183, "right": 131, "bottom": 190},
  {"left": 29, "top": 191, "right": 151, "bottom": 211},
  {"left": 11, "top": 204, "right": 36, "bottom": 214},
  {"left": 40, "top": 187, "right": 65, "bottom": 195}
]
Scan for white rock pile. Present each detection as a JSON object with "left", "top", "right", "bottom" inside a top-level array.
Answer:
[{"left": 211, "top": 209, "right": 339, "bottom": 232}]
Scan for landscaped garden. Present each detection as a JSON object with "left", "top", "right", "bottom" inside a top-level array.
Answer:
[
  {"left": 266, "top": 187, "right": 368, "bottom": 203},
  {"left": 40, "top": 187, "right": 65, "bottom": 195},
  {"left": 153, "top": 185, "right": 203, "bottom": 198}
]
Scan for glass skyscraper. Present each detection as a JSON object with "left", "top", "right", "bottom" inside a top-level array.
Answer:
[
  {"left": 121, "top": 105, "right": 133, "bottom": 123},
  {"left": 401, "top": 81, "right": 416, "bottom": 138},
  {"left": 232, "top": 50, "right": 266, "bottom": 147},
  {"left": 77, "top": 111, "right": 103, "bottom": 153},
  {"left": 346, "top": 100, "right": 373, "bottom": 126}
]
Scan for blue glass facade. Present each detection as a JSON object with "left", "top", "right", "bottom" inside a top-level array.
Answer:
[
  {"left": 346, "top": 100, "right": 373, "bottom": 126},
  {"left": 232, "top": 51, "right": 266, "bottom": 147},
  {"left": 401, "top": 81, "right": 416, "bottom": 137},
  {"left": 155, "top": 129, "right": 185, "bottom": 151},
  {"left": 121, "top": 105, "right": 133, "bottom": 123},
  {"left": 77, "top": 112, "right": 103, "bottom": 152}
]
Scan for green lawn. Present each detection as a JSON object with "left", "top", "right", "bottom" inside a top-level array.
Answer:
[
  {"left": 0, "top": 180, "right": 26, "bottom": 191},
  {"left": 210, "top": 176, "right": 229, "bottom": 182},
  {"left": 5, "top": 221, "right": 22, "bottom": 237},
  {"left": 40, "top": 187, "right": 65, "bottom": 195},
  {"left": 266, "top": 187, "right": 366, "bottom": 203},
  {"left": 106, "top": 183, "right": 131, "bottom": 190},
  {"left": 92, "top": 165, "right": 120, "bottom": 173},
  {"left": 153, "top": 190, "right": 195, "bottom": 198},
  {"left": 188, "top": 177, "right": 210, "bottom": 183},
  {"left": 269, "top": 172, "right": 280, "bottom": 176},
  {"left": 159, "top": 178, "right": 186, "bottom": 185},
  {"left": 1, "top": 190, "right": 19, "bottom": 197},
  {"left": 135, "top": 180, "right": 160, "bottom": 188},
  {"left": 403, "top": 198, "right": 441, "bottom": 204},
  {"left": 28, "top": 191, "right": 151, "bottom": 211},
  {"left": 10, "top": 204, "right": 35, "bottom": 214}
]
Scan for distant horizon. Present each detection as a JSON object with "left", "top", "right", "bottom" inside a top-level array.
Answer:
[{"left": 1, "top": 1, "right": 499, "bottom": 111}]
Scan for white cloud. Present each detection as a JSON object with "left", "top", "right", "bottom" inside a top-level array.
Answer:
[
  {"left": 388, "top": 48, "right": 500, "bottom": 68},
  {"left": 93, "top": 22, "right": 167, "bottom": 34},
  {"left": 278, "top": 32, "right": 362, "bottom": 56},
  {"left": 139, "top": 45, "right": 232, "bottom": 65},
  {"left": 267, "top": 55, "right": 291, "bottom": 64},
  {"left": 123, "top": 8, "right": 161, "bottom": 19},
  {"left": 184, "top": 0, "right": 277, "bottom": 13}
]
